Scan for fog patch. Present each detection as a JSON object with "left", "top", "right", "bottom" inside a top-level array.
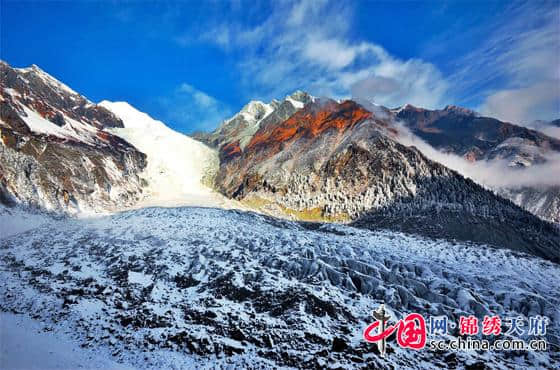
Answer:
[{"left": 393, "top": 121, "right": 560, "bottom": 189}]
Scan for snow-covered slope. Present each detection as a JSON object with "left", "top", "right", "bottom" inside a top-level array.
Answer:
[
  {"left": 0, "top": 205, "right": 51, "bottom": 238},
  {"left": 1, "top": 206, "right": 558, "bottom": 368},
  {"left": 99, "top": 101, "right": 239, "bottom": 209},
  {"left": 213, "top": 99, "right": 560, "bottom": 261}
]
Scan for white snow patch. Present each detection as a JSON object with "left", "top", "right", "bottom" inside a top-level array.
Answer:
[
  {"left": 20, "top": 106, "right": 69, "bottom": 138},
  {"left": 128, "top": 271, "right": 153, "bottom": 287},
  {"left": 17, "top": 106, "right": 101, "bottom": 146},
  {"left": 0, "top": 312, "right": 133, "bottom": 370},
  {"left": 3, "top": 88, "right": 21, "bottom": 98},
  {"left": 286, "top": 96, "right": 304, "bottom": 109}
]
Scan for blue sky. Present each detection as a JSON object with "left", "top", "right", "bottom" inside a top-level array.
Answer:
[{"left": 1, "top": 0, "right": 558, "bottom": 133}]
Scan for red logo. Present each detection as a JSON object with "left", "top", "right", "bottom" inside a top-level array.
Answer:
[{"left": 364, "top": 312, "right": 427, "bottom": 350}]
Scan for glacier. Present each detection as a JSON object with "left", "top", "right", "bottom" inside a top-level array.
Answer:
[
  {"left": 99, "top": 101, "right": 240, "bottom": 210},
  {"left": 1, "top": 205, "right": 558, "bottom": 368}
]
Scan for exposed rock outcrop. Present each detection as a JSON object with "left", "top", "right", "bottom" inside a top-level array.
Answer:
[{"left": 0, "top": 61, "right": 146, "bottom": 213}]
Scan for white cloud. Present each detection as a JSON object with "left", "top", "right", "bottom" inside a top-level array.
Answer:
[
  {"left": 178, "top": 83, "right": 219, "bottom": 109},
  {"left": 189, "top": 0, "right": 449, "bottom": 108},
  {"left": 480, "top": 82, "right": 559, "bottom": 125},
  {"left": 155, "top": 83, "right": 231, "bottom": 133},
  {"left": 195, "top": 24, "right": 233, "bottom": 50},
  {"left": 303, "top": 39, "right": 361, "bottom": 69},
  {"left": 171, "top": 0, "right": 557, "bottom": 129},
  {"left": 350, "top": 57, "right": 448, "bottom": 109},
  {"left": 449, "top": 2, "right": 560, "bottom": 125},
  {"left": 523, "top": 118, "right": 560, "bottom": 140}
]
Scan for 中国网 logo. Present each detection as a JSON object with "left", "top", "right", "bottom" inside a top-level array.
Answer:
[{"left": 363, "top": 304, "right": 549, "bottom": 357}]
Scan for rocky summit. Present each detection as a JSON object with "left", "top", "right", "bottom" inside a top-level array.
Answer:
[{"left": 0, "top": 61, "right": 147, "bottom": 213}]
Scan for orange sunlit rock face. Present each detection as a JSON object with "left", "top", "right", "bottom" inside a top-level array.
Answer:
[
  {"left": 247, "top": 100, "right": 372, "bottom": 154},
  {"left": 220, "top": 140, "right": 242, "bottom": 161}
]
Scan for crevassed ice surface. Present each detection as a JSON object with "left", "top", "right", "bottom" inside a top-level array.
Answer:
[{"left": 1, "top": 206, "right": 558, "bottom": 369}]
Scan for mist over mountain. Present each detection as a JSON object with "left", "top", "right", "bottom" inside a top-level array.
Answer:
[{"left": 390, "top": 104, "right": 560, "bottom": 224}]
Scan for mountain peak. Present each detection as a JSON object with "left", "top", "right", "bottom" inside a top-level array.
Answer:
[
  {"left": 230, "top": 101, "right": 275, "bottom": 130},
  {"left": 15, "top": 63, "right": 81, "bottom": 97},
  {"left": 288, "top": 90, "right": 312, "bottom": 100},
  {"left": 240, "top": 100, "right": 271, "bottom": 117},
  {"left": 14, "top": 63, "right": 43, "bottom": 73},
  {"left": 396, "top": 103, "right": 477, "bottom": 117},
  {"left": 395, "top": 103, "right": 421, "bottom": 112},
  {"left": 443, "top": 104, "right": 477, "bottom": 116},
  {"left": 285, "top": 90, "right": 315, "bottom": 108}
]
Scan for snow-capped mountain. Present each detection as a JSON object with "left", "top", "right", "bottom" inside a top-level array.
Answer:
[
  {"left": 211, "top": 98, "right": 559, "bottom": 262},
  {"left": 208, "top": 94, "right": 560, "bottom": 226},
  {"left": 394, "top": 104, "right": 560, "bottom": 167},
  {"left": 0, "top": 61, "right": 146, "bottom": 213},
  {"left": 1, "top": 61, "right": 238, "bottom": 214},
  {"left": 99, "top": 101, "right": 238, "bottom": 209},
  {"left": 2, "top": 60, "right": 557, "bottom": 257},
  {"left": 193, "top": 90, "right": 314, "bottom": 151}
]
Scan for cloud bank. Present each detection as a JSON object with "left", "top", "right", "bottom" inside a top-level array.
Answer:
[
  {"left": 182, "top": 0, "right": 558, "bottom": 127},
  {"left": 110, "top": 1, "right": 558, "bottom": 132},
  {"left": 394, "top": 121, "right": 560, "bottom": 189}
]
